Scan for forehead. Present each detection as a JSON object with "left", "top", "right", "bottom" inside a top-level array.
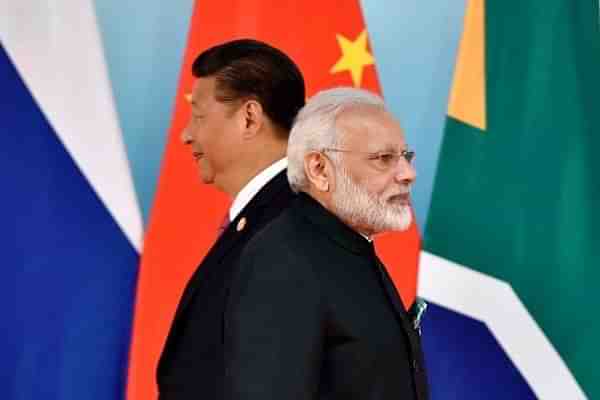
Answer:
[
  {"left": 190, "top": 76, "right": 217, "bottom": 107},
  {"left": 336, "top": 106, "right": 406, "bottom": 150}
]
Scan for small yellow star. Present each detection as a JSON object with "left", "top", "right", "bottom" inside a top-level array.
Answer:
[{"left": 330, "top": 30, "right": 375, "bottom": 87}]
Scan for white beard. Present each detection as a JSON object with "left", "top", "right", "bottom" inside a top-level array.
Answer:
[{"left": 331, "top": 167, "right": 412, "bottom": 235}]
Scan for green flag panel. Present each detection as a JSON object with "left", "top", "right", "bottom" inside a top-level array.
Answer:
[{"left": 426, "top": 1, "right": 600, "bottom": 398}]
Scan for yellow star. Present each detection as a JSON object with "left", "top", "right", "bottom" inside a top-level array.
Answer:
[{"left": 330, "top": 30, "right": 375, "bottom": 87}]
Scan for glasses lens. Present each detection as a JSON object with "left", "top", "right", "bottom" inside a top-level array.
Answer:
[{"left": 402, "top": 150, "right": 415, "bottom": 163}]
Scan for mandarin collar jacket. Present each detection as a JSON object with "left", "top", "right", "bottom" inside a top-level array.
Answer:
[{"left": 222, "top": 193, "right": 429, "bottom": 400}]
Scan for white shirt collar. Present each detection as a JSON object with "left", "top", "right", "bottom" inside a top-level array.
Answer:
[
  {"left": 360, "top": 233, "right": 373, "bottom": 242},
  {"left": 229, "top": 158, "right": 288, "bottom": 221}
]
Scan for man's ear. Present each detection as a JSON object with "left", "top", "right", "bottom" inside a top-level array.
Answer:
[
  {"left": 304, "top": 151, "right": 333, "bottom": 192},
  {"left": 239, "top": 100, "right": 264, "bottom": 139}
]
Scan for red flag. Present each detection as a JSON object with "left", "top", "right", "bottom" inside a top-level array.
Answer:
[{"left": 127, "top": 2, "right": 420, "bottom": 399}]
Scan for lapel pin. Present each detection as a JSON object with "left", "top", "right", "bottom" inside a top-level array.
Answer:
[{"left": 236, "top": 217, "right": 247, "bottom": 232}]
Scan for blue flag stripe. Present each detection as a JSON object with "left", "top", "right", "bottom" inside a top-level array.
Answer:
[
  {"left": 0, "top": 44, "right": 138, "bottom": 400},
  {"left": 422, "top": 303, "right": 536, "bottom": 399}
]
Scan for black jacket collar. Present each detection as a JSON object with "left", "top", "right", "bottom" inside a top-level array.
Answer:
[{"left": 295, "top": 192, "right": 373, "bottom": 256}]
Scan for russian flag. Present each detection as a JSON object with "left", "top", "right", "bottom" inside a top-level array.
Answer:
[{"left": 0, "top": 2, "right": 142, "bottom": 399}]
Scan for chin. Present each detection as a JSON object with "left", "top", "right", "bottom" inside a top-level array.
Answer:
[
  {"left": 396, "top": 210, "right": 412, "bottom": 231},
  {"left": 200, "top": 174, "right": 214, "bottom": 185},
  {"left": 198, "top": 166, "right": 215, "bottom": 184},
  {"left": 379, "top": 206, "right": 412, "bottom": 233}
]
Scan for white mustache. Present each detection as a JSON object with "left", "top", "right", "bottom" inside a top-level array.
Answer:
[{"left": 387, "top": 188, "right": 411, "bottom": 198}]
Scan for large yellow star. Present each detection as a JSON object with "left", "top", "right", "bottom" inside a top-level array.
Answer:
[{"left": 330, "top": 30, "right": 375, "bottom": 87}]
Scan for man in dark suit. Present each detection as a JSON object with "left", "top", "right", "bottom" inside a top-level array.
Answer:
[
  {"left": 223, "top": 87, "right": 429, "bottom": 399},
  {"left": 157, "top": 39, "right": 305, "bottom": 399}
]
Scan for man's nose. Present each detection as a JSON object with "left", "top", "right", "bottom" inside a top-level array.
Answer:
[{"left": 394, "top": 156, "right": 416, "bottom": 184}]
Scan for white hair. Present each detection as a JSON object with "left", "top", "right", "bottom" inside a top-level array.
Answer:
[{"left": 287, "top": 87, "right": 385, "bottom": 193}]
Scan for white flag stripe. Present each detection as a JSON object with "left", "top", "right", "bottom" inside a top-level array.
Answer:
[
  {"left": 0, "top": 0, "right": 142, "bottom": 251},
  {"left": 418, "top": 250, "right": 587, "bottom": 400}
]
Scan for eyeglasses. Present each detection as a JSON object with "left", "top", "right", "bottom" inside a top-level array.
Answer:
[{"left": 321, "top": 147, "right": 415, "bottom": 171}]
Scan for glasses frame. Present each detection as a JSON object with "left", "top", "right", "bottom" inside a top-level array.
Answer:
[{"left": 321, "top": 147, "right": 415, "bottom": 164}]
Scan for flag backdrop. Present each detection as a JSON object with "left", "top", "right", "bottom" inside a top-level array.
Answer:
[
  {"left": 2, "top": 0, "right": 598, "bottom": 399},
  {"left": 126, "top": 1, "right": 420, "bottom": 399},
  {"left": 0, "top": 1, "right": 142, "bottom": 399},
  {"left": 420, "top": 0, "right": 598, "bottom": 399}
]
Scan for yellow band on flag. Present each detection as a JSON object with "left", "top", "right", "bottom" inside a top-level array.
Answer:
[{"left": 448, "top": 0, "right": 486, "bottom": 131}]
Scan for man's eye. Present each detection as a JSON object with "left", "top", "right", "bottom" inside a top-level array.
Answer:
[{"left": 377, "top": 153, "right": 396, "bottom": 164}]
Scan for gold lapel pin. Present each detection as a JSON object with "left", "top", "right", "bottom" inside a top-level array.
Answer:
[
  {"left": 236, "top": 217, "right": 247, "bottom": 232},
  {"left": 184, "top": 93, "right": 192, "bottom": 103}
]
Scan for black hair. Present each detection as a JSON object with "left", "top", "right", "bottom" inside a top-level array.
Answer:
[{"left": 192, "top": 39, "right": 306, "bottom": 136}]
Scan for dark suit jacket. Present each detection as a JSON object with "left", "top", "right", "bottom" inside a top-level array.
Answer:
[
  {"left": 157, "top": 170, "right": 296, "bottom": 400},
  {"left": 223, "top": 192, "right": 429, "bottom": 400}
]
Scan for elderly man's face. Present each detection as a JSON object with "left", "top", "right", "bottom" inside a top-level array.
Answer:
[
  {"left": 331, "top": 106, "right": 416, "bottom": 235},
  {"left": 181, "top": 77, "right": 242, "bottom": 187}
]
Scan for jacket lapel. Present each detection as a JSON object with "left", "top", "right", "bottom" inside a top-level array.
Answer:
[
  {"left": 171, "top": 221, "right": 247, "bottom": 322},
  {"left": 171, "top": 171, "right": 292, "bottom": 325}
]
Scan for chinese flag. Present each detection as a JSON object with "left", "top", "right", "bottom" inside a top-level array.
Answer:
[{"left": 127, "top": 2, "right": 420, "bottom": 399}]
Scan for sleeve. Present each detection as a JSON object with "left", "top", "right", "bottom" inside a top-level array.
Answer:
[{"left": 223, "top": 242, "right": 324, "bottom": 400}]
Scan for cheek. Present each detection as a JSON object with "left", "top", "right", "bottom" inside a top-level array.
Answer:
[
  {"left": 346, "top": 168, "right": 385, "bottom": 196},
  {"left": 368, "top": 176, "right": 393, "bottom": 196},
  {"left": 194, "top": 123, "right": 219, "bottom": 148}
]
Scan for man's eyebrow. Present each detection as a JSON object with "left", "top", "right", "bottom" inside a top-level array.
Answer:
[{"left": 376, "top": 144, "right": 401, "bottom": 153}]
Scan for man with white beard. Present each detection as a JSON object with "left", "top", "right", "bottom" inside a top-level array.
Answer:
[{"left": 222, "top": 88, "right": 429, "bottom": 400}]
